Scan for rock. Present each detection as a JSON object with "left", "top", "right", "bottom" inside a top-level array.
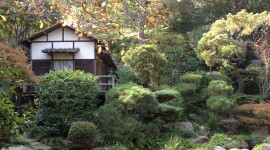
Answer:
[
  {"left": 192, "top": 136, "right": 209, "bottom": 144},
  {"left": 189, "top": 114, "right": 202, "bottom": 122},
  {"left": 180, "top": 122, "right": 194, "bottom": 132},
  {"left": 264, "top": 137, "right": 270, "bottom": 143},
  {"left": 231, "top": 141, "right": 249, "bottom": 149},
  {"left": 262, "top": 144, "right": 270, "bottom": 150},
  {"left": 1, "top": 145, "right": 32, "bottom": 150},
  {"left": 219, "top": 118, "right": 240, "bottom": 134},
  {"left": 214, "top": 146, "right": 226, "bottom": 150}
]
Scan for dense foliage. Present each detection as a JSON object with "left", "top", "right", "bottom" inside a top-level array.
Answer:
[
  {"left": 67, "top": 121, "right": 97, "bottom": 150},
  {"left": 38, "top": 70, "right": 99, "bottom": 136},
  {"left": 122, "top": 44, "right": 167, "bottom": 88},
  {"left": 96, "top": 82, "right": 160, "bottom": 148}
]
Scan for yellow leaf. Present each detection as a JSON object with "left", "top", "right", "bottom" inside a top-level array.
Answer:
[
  {"left": 39, "top": 21, "right": 44, "bottom": 29},
  {"left": 120, "top": 50, "right": 125, "bottom": 57},
  {"left": 97, "top": 47, "right": 102, "bottom": 55},
  {"left": 0, "top": 15, "right": 7, "bottom": 22}
]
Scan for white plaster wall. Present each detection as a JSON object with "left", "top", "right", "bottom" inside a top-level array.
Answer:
[
  {"left": 48, "top": 28, "right": 62, "bottom": 41},
  {"left": 74, "top": 42, "right": 95, "bottom": 59},
  {"left": 33, "top": 35, "right": 46, "bottom": 41},
  {"left": 31, "top": 43, "right": 52, "bottom": 59},
  {"left": 64, "top": 28, "right": 78, "bottom": 41},
  {"left": 53, "top": 53, "right": 73, "bottom": 59},
  {"left": 53, "top": 42, "right": 73, "bottom": 49}
]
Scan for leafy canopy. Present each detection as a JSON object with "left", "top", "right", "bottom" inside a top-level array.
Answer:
[{"left": 122, "top": 44, "right": 167, "bottom": 88}]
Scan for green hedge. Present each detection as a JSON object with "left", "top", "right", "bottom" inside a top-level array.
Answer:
[{"left": 67, "top": 121, "right": 97, "bottom": 150}]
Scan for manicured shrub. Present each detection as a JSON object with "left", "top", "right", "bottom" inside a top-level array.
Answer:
[
  {"left": 105, "top": 82, "right": 159, "bottom": 119},
  {"left": 96, "top": 83, "right": 160, "bottom": 146},
  {"left": 206, "top": 80, "right": 234, "bottom": 96},
  {"left": 38, "top": 70, "right": 99, "bottom": 136},
  {"left": 154, "top": 90, "right": 180, "bottom": 103},
  {"left": 200, "top": 73, "right": 231, "bottom": 88},
  {"left": 206, "top": 96, "right": 236, "bottom": 112},
  {"left": 174, "top": 82, "right": 197, "bottom": 97},
  {"left": 179, "top": 73, "right": 202, "bottom": 83},
  {"left": 159, "top": 104, "right": 183, "bottom": 122},
  {"left": 67, "top": 121, "right": 97, "bottom": 150},
  {"left": 231, "top": 93, "right": 260, "bottom": 104}
]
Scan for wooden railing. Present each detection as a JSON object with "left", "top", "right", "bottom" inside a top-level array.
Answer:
[
  {"left": 97, "top": 75, "right": 117, "bottom": 93},
  {"left": 22, "top": 75, "right": 117, "bottom": 95}
]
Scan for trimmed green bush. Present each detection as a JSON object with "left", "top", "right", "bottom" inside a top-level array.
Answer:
[
  {"left": 206, "top": 80, "right": 234, "bottom": 96},
  {"left": 96, "top": 83, "right": 160, "bottom": 146},
  {"left": 38, "top": 69, "right": 99, "bottom": 136},
  {"left": 154, "top": 90, "right": 180, "bottom": 103},
  {"left": 206, "top": 96, "right": 236, "bottom": 112},
  {"left": 200, "top": 73, "right": 231, "bottom": 89},
  {"left": 67, "top": 121, "right": 97, "bottom": 150},
  {"left": 159, "top": 104, "right": 183, "bottom": 122},
  {"left": 179, "top": 73, "right": 202, "bottom": 83},
  {"left": 174, "top": 82, "right": 197, "bottom": 97}
]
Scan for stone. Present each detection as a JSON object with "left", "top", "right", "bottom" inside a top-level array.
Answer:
[
  {"left": 264, "top": 137, "right": 270, "bottom": 143},
  {"left": 219, "top": 118, "right": 240, "bottom": 134},
  {"left": 1, "top": 145, "right": 32, "bottom": 150},
  {"left": 93, "top": 147, "right": 109, "bottom": 150},
  {"left": 192, "top": 136, "right": 209, "bottom": 144},
  {"left": 231, "top": 141, "right": 249, "bottom": 149},
  {"left": 263, "top": 144, "right": 270, "bottom": 150},
  {"left": 214, "top": 146, "right": 226, "bottom": 150},
  {"left": 180, "top": 122, "right": 194, "bottom": 132}
]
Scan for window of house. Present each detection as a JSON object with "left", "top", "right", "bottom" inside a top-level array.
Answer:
[{"left": 54, "top": 61, "right": 73, "bottom": 70}]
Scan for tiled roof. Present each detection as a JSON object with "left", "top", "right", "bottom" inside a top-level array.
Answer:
[{"left": 42, "top": 48, "right": 80, "bottom": 53}]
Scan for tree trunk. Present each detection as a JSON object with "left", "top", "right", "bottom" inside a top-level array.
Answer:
[
  {"left": 234, "top": 66, "right": 244, "bottom": 93},
  {"left": 138, "top": 1, "right": 147, "bottom": 45}
]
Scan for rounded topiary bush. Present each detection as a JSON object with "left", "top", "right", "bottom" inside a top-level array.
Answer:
[
  {"left": 67, "top": 121, "right": 97, "bottom": 150},
  {"left": 206, "top": 80, "right": 234, "bottom": 96},
  {"left": 154, "top": 89, "right": 180, "bottom": 103},
  {"left": 179, "top": 72, "right": 202, "bottom": 83},
  {"left": 206, "top": 96, "right": 236, "bottom": 112}
]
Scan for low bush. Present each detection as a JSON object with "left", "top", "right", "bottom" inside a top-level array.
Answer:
[
  {"left": 67, "top": 121, "right": 97, "bottom": 150},
  {"left": 206, "top": 96, "right": 236, "bottom": 112},
  {"left": 200, "top": 73, "right": 231, "bottom": 89},
  {"left": 206, "top": 80, "right": 234, "bottom": 96},
  {"left": 179, "top": 73, "right": 202, "bottom": 83},
  {"left": 231, "top": 93, "right": 260, "bottom": 105},
  {"left": 154, "top": 90, "right": 180, "bottom": 103},
  {"left": 159, "top": 104, "right": 183, "bottom": 122},
  {"left": 162, "top": 136, "right": 185, "bottom": 150},
  {"left": 174, "top": 82, "right": 197, "bottom": 97},
  {"left": 96, "top": 83, "right": 160, "bottom": 147}
]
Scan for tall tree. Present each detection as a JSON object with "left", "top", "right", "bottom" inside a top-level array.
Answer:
[
  {"left": 52, "top": 0, "right": 168, "bottom": 44},
  {"left": 197, "top": 10, "right": 257, "bottom": 92}
]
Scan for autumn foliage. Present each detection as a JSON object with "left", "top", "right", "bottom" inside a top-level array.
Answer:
[
  {"left": 0, "top": 43, "right": 38, "bottom": 83},
  {"left": 237, "top": 102, "right": 270, "bottom": 126}
]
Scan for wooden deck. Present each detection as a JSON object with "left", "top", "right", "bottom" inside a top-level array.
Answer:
[{"left": 22, "top": 75, "right": 117, "bottom": 96}]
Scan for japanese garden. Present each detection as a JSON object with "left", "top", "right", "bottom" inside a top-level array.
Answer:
[{"left": 2, "top": 0, "right": 270, "bottom": 150}]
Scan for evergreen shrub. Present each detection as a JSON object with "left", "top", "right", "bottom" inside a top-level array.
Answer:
[
  {"left": 206, "top": 96, "right": 236, "bottom": 112},
  {"left": 206, "top": 80, "right": 234, "bottom": 96},
  {"left": 154, "top": 90, "right": 180, "bottom": 103},
  {"left": 96, "top": 82, "right": 160, "bottom": 146},
  {"left": 67, "top": 121, "right": 97, "bottom": 150},
  {"left": 179, "top": 73, "right": 202, "bottom": 83},
  {"left": 38, "top": 70, "right": 99, "bottom": 136},
  {"left": 174, "top": 82, "right": 197, "bottom": 97}
]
